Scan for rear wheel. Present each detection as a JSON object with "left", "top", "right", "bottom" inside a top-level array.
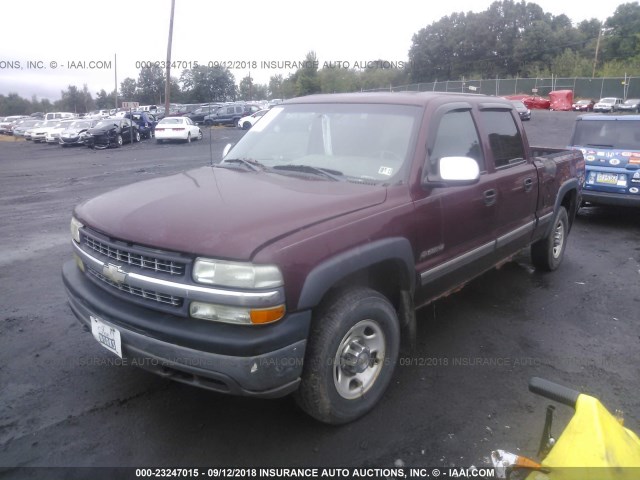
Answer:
[
  {"left": 115, "top": 135, "right": 123, "bottom": 147},
  {"left": 295, "top": 287, "right": 400, "bottom": 424},
  {"left": 242, "top": 121, "right": 251, "bottom": 130},
  {"left": 197, "top": 129, "right": 203, "bottom": 140},
  {"left": 185, "top": 133, "right": 191, "bottom": 143},
  {"left": 156, "top": 139, "right": 163, "bottom": 144},
  {"left": 134, "top": 131, "right": 141, "bottom": 142},
  {"left": 531, "top": 206, "right": 569, "bottom": 271}
]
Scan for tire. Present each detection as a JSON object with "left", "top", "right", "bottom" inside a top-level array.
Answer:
[
  {"left": 134, "top": 131, "right": 141, "bottom": 142},
  {"left": 242, "top": 121, "right": 251, "bottom": 130},
  {"left": 531, "top": 206, "right": 569, "bottom": 272},
  {"left": 197, "top": 129, "right": 203, "bottom": 140},
  {"left": 156, "top": 139, "right": 163, "bottom": 144},
  {"left": 185, "top": 133, "right": 191, "bottom": 143},
  {"left": 295, "top": 287, "right": 400, "bottom": 424},
  {"left": 205, "top": 120, "right": 213, "bottom": 126},
  {"left": 115, "top": 134, "right": 123, "bottom": 147}
]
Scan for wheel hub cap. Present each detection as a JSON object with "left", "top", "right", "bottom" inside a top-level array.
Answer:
[{"left": 340, "top": 339, "right": 371, "bottom": 375}]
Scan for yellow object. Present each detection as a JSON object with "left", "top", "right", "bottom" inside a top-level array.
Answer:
[{"left": 527, "top": 394, "right": 640, "bottom": 480}]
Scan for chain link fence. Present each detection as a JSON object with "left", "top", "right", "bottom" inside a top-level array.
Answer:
[{"left": 362, "top": 77, "right": 640, "bottom": 100}]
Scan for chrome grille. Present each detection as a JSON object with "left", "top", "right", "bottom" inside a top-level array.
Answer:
[
  {"left": 87, "top": 266, "right": 183, "bottom": 307},
  {"left": 82, "top": 233, "right": 185, "bottom": 276}
]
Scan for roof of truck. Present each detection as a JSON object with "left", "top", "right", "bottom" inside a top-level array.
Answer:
[{"left": 284, "top": 91, "right": 507, "bottom": 107}]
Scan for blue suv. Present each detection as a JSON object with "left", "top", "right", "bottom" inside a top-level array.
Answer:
[{"left": 570, "top": 114, "right": 640, "bottom": 207}]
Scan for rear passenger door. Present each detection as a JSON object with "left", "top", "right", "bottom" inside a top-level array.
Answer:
[{"left": 479, "top": 106, "right": 538, "bottom": 254}]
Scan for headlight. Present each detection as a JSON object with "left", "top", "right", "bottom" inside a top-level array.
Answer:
[
  {"left": 192, "top": 258, "right": 283, "bottom": 289},
  {"left": 70, "top": 216, "right": 83, "bottom": 243}
]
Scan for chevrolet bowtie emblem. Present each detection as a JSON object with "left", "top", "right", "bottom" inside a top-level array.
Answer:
[{"left": 103, "top": 263, "right": 127, "bottom": 284}]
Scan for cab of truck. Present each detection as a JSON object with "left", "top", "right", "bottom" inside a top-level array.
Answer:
[{"left": 570, "top": 115, "right": 640, "bottom": 207}]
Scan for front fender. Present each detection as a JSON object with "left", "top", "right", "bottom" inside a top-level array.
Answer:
[{"left": 296, "top": 237, "right": 415, "bottom": 310}]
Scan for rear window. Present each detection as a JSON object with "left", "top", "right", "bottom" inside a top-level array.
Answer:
[{"left": 572, "top": 120, "right": 640, "bottom": 150}]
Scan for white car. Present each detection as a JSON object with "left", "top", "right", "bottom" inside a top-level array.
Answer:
[
  {"left": 236, "top": 109, "right": 269, "bottom": 130},
  {"left": 593, "top": 97, "right": 623, "bottom": 113},
  {"left": 154, "top": 116, "right": 203, "bottom": 143},
  {"left": 30, "top": 120, "right": 62, "bottom": 143},
  {"left": 45, "top": 119, "right": 76, "bottom": 143}
]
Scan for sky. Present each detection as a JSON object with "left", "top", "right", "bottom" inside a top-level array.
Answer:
[{"left": 0, "top": 0, "right": 631, "bottom": 102}]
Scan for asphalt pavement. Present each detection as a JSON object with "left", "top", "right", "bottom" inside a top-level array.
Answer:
[{"left": 0, "top": 113, "right": 638, "bottom": 475}]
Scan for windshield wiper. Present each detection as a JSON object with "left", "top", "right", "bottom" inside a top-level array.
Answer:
[
  {"left": 584, "top": 143, "right": 615, "bottom": 148},
  {"left": 218, "top": 158, "right": 265, "bottom": 171},
  {"left": 272, "top": 164, "right": 344, "bottom": 181}
]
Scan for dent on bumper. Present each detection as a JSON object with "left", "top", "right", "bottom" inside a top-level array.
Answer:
[{"left": 62, "top": 260, "right": 310, "bottom": 398}]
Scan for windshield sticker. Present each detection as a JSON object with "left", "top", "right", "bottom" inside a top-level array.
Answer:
[
  {"left": 630, "top": 187, "right": 639, "bottom": 193},
  {"left": 585, "top": 155, "right": 596, "bottom": 161},
  {"left": 609, "top": 158, "right": 621, "bottom": 165},
  {"left": 378, "top": 166, "right": 394, "bottom": 176}
]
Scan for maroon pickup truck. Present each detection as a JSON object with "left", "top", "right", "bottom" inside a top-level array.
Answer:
[{"left": 62, "top": 92, "right": 585, "bottom": 424}]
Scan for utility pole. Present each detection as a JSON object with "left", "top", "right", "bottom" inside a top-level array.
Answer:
[
  {"left": 165, "top": 0, "right": 176, "bottom": 115},
  {"left": 592, "top": 25, "right": 603, "bottom": 79},
  {"left": 114, "top": 53, "right": 118, "bottom": 110}
]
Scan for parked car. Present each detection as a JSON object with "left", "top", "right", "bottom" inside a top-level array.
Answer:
[
  {"left": 186, "top": 105, "right": 222, "bottom": 124},
  {"left": 572, "top": 99, "right": 595, "bottom": 112},
  {"left": 236, "top": 109, "right": 269, "bottom": 130},
  {"left": 30, "top": 120, "right": 62, "bottom": 143},
  {"left": 0, "top": 115, "right": 28, "bottom": 134},
  {"left": 12, "top": 119, "right": 42, "bottom": 138},
  {"left": 84, "top": 118, "right": 140, "bottom": 149},
  {"left": 63, "top": 92, "right": 584, "bottom": 424},
  {"left": 154, "top": 116, "right": 203, "bottom": 143},
  {"left": 203, "top": 104, "right": 260, "bottom": 126},
  {"left": 23, "top": 121, "right": 45, "bottom": 140},
  {"left": 617, "top": 98, "right": 640, "bottom": 113},
  {"left": 44, "top": 112, "right": 75, "bottom": 121},
  {"left": 59, "top": 119, "right": 100, "bottom": 146},
  {"left": 510, "top": 100, "right": 531, "bottom": 121},
  {"left": 570, "top": 114, "right": 640, "bottom": 208},
  {"left": 593, "top": 97, "right": 623, "bottom": 113},
  {"left": 124, "top": 111, "right": 157, "bottom": 139},
  {"left": 45, "top": 119, "right": 76, "bottom": 143}
]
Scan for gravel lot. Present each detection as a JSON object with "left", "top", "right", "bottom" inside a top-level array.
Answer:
[{"left": 0, "top": 112, "right": 639, "bottom": 475}]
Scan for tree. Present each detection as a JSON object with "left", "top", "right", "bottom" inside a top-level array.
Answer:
[
  {"left": 137, "top": 66, "right": 165, "bottom": 104},
  {"left": 294, "top": 51, "right": 321, "bottom": 96},
  {"left": 95, "top": 89, "right": 116, "bottom": 110},
  {"left": 604, "top": 2, "right": 640, "bottom": 62},
  {"left": 180, "top": 65, "right": 237, "bottom": 103},
  {"left": 120, "top": 78, "right": 138, "bottom": 102},
  {"left": 268, "top": 74, "right": 284, "bottom": 99}
]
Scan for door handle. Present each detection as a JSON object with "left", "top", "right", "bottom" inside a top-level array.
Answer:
[
  {"left": 524, "top": 178, "right": 534, "bottom": 192},
  {"left": 484, "top": 189, "right": 497, "bottom": 206}
]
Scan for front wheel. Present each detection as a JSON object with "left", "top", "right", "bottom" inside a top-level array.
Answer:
[
  {"left": 134, "top": 131, "right": 141, "bottom": 142},
  {"left": 295, "top": 287, "right": 400, "bottom": 424},
  {"left": 115, "top": 134, "right": 123, "bottom": 147},
  {"left": 531, "top": 206, "right": 569, "bottom": 271}
]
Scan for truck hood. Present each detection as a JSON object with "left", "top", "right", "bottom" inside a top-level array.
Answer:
[{"left": 75, "top": 166, "right": 387, "bottom": 260}]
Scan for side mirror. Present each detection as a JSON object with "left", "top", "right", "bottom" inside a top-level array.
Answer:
[
  {"left": 424, "top": 156, "right": 480, "bottom": 187},
  {"left": 440, "top": 156, "right": 480, "bottom": 182},
  {"left": 222, "top": 143, "right": 234, "bottom": 159}
]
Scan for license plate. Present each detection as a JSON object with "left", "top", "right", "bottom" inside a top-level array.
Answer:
[
  {"left": 90, "top": 315, "right": 122, "bottom": 358},
  {"left": 596, "top": 172, "right": 618, "bottom": 185}
]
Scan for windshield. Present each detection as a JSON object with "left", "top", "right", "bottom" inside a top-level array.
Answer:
[
  {"left": 223, "top": 103, "right": 421, "bottom": 183},
  {"left": 68, "top": 121, "right": 91, "bottom": 129},
  {"left": 572, "top": 119, "right": 640, "bottom": 150},
  {"left": 95, "top": 120, "right": 121, "bottom": 128},
  {"left": 599, "top": 98, "right": 616, "bottom": 104},
  {"left": 159, "top": 118, "right": 184, "bottom": 124}
]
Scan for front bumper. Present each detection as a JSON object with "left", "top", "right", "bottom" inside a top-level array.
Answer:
[{"left": 62, "top": 260, "right": 310, "bottom": 397}]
